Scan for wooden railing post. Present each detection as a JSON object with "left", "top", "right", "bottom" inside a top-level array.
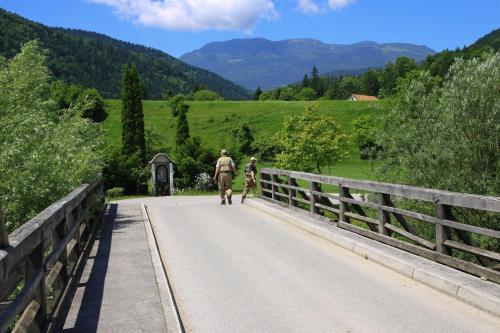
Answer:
[
  {"left": 25, "top": 242, "right": 47, "bottom": 330},
  {"left": 259, "top": 171, "right": 265, "bottom": 198},
  {"left": 436, "top": 203, "right": 452, "bottom": 255},
  {"left": 339, "top": 185, "right": 350, "bottom": 223},
  {"left": 288, "top": 177, "right": 296, "bottom": 207},
  {"left": 378, "top": 193, "right": 390, "bottom": 235},
  {"left": 310, "top": 182, "right": 320, "bottom": 214},
  {"left": 0, "top": 204, "right": 8, "bottom": 248},
  {"left": 271, "top": 175, "right": 277, "bottom": 201}
]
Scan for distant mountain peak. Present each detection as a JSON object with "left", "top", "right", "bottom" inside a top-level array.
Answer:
[{"left": 181, "top": 38, "right": 436, "bottom": 90}]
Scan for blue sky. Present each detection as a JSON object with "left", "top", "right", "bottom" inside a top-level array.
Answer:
[{"left": 1, "top": 0, "right": 499, "bottom": 57}]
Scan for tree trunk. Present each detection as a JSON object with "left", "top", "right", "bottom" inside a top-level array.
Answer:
[{"left": 0, "top": 204, "right": 8, "bottom": 247}]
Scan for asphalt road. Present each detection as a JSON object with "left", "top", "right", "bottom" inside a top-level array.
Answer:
[{"left": 147, "top": 195, "right": 500, "bottom": 333}]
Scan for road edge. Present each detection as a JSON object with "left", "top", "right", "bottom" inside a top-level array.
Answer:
[
  {"left": 141, "top": 203, "right": 184, "bottom": 333},
  {"left": 246, "top": 198, "right": 500, "bottom": 317}
]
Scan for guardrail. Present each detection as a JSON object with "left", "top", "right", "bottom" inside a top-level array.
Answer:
[
  {"left": 260, "top": 168, "right": 500, "bottom": 283},
  {"left": 0, "top": 176, "right": 105, "bottom": 332}
]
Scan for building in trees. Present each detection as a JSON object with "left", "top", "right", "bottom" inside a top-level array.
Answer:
[{"left": 349, "top": 94, "right": 378, "bottom": 101}]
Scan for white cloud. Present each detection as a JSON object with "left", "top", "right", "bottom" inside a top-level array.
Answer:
[
  {"left": 296, "top": 0, "right": 356, "bottom": 14},
  {"left": 90, "top": 0, "right": 278, "bottom": 32},
  {"left": 297, "top": 0, "right": 320, "bottom": 14},
  {"left": 328, "top": 0, "right": 356, "bottom": 10}
]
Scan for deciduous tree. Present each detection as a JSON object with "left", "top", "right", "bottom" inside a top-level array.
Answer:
[
  {"left": 0, "top": 41, "right": 104, "bottom": 230},
  {"left": 276, "top": 104, "right": 349, "bottom": 173}
]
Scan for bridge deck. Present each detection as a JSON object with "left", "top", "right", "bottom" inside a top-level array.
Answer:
[{"left": 64, "top": 196, "right": 500, "bottom": 332}]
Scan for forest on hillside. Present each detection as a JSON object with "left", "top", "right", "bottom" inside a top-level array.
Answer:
[
  {"left": 258, "top": 28, "right": 500, "bottom": 101},
  {"left": 0, "top": 9, "right": 250, "bottom": 100}
]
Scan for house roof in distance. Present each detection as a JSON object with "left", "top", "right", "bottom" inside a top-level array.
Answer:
[{"left": 351, "top": 94, "right": 379, "bottom": 101}]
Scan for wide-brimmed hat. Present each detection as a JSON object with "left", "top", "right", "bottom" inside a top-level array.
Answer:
[
  {"left": 220, "top": 149, "right": 228, "bottom": 155},
  {"left": 250, "top": 157, "right": 257, "bottom": 161}
]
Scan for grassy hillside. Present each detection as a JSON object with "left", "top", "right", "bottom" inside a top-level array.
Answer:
[{"left": 102, "top": 100, "right": 387, "bottom": 190}]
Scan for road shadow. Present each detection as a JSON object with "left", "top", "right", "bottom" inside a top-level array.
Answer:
[{"left": 62, "top": 203, "right": 140, "bottom": 332}]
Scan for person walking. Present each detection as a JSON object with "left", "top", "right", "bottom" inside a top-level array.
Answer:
[
  {"left": 213, "top": 149, "right": 236, "bottom": 205},
  {"left": 241, "top": 157, "right": 257, "bottom": 203}
]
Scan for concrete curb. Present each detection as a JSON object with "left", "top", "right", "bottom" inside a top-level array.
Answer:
[
  {"left": 141, "top": 204, "right": 184, "bottom": 333},
  {"left": 246, "top": 198, "right": 500, "bottom": 317}
]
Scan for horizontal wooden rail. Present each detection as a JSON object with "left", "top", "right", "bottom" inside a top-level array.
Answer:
[
  {"left": 0, "top": 176, "right": 104, "bottom": 333},
  {"left": 260, "top": 168, "right": 500, "bottom": 283},
  {"left": 262, "top": 168, "right": 500, "bottom": 212}
]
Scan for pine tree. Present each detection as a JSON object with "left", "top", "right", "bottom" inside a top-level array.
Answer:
[
  {"left": 310, "top": 65, "right": 323, "bottom": 97},
  {"left": 121, "top": 64, "right": 146, "bottom": 162},
  {"left": 253, "top": 86, "right": 262, "bottom": 100},
  {"left": 176, "top": 103, "right": 190, "bottom": 147},
  {"left": 302, "top": 74, "right": 310, "bottom": 88}
]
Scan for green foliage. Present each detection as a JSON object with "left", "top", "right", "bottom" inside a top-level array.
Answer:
[
  {"left": 310, "top": 65, "right": 322, "bottom": 97},
  {"left": 361, "top": 69, "right": 380, "bottom": 96},
  {"left": 106, "top": 187, "right": 124, "bottom": 198},
  {"left": 302, "top": 74, "right": 310, "bottom": 88},
  {"left": 352, "top": 115, "right": 383, "bottom": 161},
  {"left": 174, "top": 137, "right": 217, "bottom": 189},
  {"left": 0, "top": 9, "right": 250, "bottom": 100},
  {"left": 276, "top": 104, "right": 350, "bottom": 173},
  {"left": 77, "top": 88, "right": 107, "bottom": 122},
  {"left": 253, "top": 86, "right": 262, "bottom": 101},
  {"left": 192, "top": 89, "right": 223, "bottom": 101},
  {"left": 352, "top": 115, "right": 380, "bottom": 147},
  {"left": 169, "top": 94, "right": 187, "bottom": 117},
  {"left": 121, "top": 64, "right": 146, "bottom": 161},
  {"left": 234, "top": 124, "right": 254, "bottom": 155},
  {"left": 297, "top": 87, "right": 317, "bottom": 101},
  {"left": 379, "top": 52, "right": 500, "bottom": 198},
  {"left": 0, "top": 41, "right": 104, "bottom": 231},
  {"left": 258, "top": 90, "right": 273, "bottom": 101},
  {"left": 278, "top": 86, "right": 296, "bottom": 101},
  {"left": 51, "top": 81, "right": 107, "bottom": 122},
  {"left": 175, "top": 104, "right": 190, "bottom": 147},
  {"left": 102, "top": 99, "right": 388, "bottom": 187},
  {"left": 252, "top": 135, "right": 282, "bottom": 162},
  {"left": 102, "top": 149, "right": 148, "bottom": 194}
]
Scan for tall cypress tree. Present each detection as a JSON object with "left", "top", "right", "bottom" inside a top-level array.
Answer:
[
  {"left": 121, "top": 64, "right": 146, "bottom": 162},
  {"left": 176, "top": 103, "right": 190, "bottom": 147}
]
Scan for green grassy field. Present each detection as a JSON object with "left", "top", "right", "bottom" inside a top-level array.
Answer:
[{"left": 102, "top": 100, "right": 387, "bottom": 191}]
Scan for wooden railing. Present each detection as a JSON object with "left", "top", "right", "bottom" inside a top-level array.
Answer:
[
  {"left": 0, "top": 177, "right": 105, "bottom": 332},
  {"left": 260, "top": 168, "right": 500, "bottom": 283}
]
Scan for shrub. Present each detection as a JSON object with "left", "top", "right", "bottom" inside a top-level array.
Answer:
[
  {"left": 194, "top": 172, "right": 216, "bottom": 191},
  {"left": 192, "top": 89, "right": 223, "bottom": 101},
  {"left": 297, "top": 87, "right": 317, "bottom": 101},
  {"left": 106, "top": 187, "right": 124, "bottom": 198}
]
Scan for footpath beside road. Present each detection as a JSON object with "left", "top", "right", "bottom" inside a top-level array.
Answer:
[{"left": 62, "top": 201, "right": 167, "bottom": 332}]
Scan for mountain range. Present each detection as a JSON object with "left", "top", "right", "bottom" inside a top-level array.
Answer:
[
  {"left": 180, "top": 38, "right": 436, "bottom": 90},
  {"left": 0, "top": 9, "right": 250, "bottom": 100}
]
